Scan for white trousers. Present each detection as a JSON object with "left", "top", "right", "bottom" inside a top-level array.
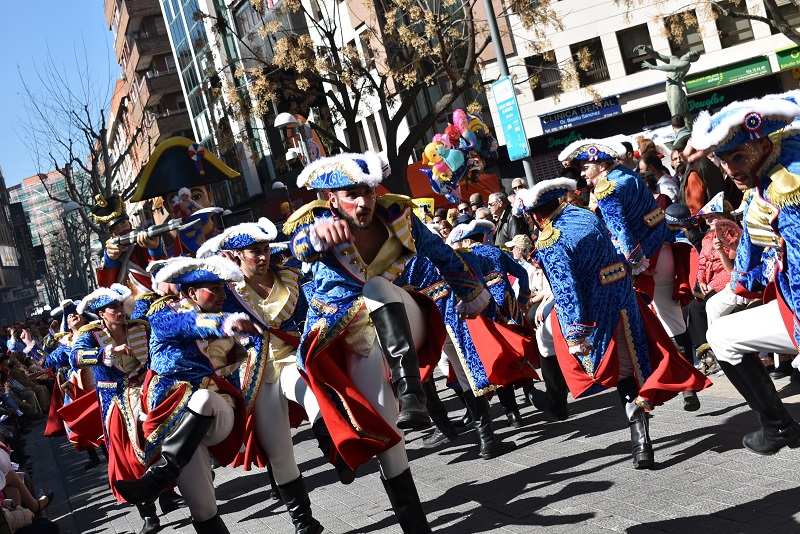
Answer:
[
  {"left": 355, "top": 276, "right": 426, "bottom": 479},
  {"left": 175, "top": 389, "right": 234, "bottom": 522},
  {"left": 650, "top": 244, "right": 687, "bottom": 337},
  {"left": 707, "top": 300, "right": 796, "bottom": 365},
  {"left": 440, "top": 334, "right": 473, "bottom": 392},
  {"left": 253, "top": 363, "right": 322, "bottom": 485},
  {"left": 705, "top": 286, "right": 739, "bottom": 328}
]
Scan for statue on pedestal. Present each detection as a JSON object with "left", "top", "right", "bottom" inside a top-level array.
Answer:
[{"left": 635, "top": 45, "right": 700, "bottom": 130}]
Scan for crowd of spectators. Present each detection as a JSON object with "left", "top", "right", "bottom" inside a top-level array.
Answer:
[{"left": 0, "top": 322, "right": 60, "bottom": 533}]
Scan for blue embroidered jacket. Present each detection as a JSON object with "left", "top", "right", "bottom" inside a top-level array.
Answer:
[
  {"left": 73, "top": 319, "right": 151, "bottom": 457},
  {"left": 458, "top": 244, "right": 530, "bottom": 324},
  {"left": 730, "top": 132, "right": 800, "bottom": 345},
  {"left": 286, "top": 195, "right": 484, "bottom": 360},
  {"left": 593, "top": 164, "right": 670, "bottom": 268},
  {"left": 534, "top": 204, "right": 651, "bottom": 394}
]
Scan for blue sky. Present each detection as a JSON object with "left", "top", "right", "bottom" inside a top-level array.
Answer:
[{"left": 0, "top": 3, "right": 116, "bottom": 187}]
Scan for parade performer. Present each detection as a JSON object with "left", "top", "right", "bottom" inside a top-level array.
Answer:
[
  {"left": 559, "top": 140, "right": 698, "bottom": 411},
  {"left": 448, "top": 218, "right": 532, "bottom": 428},
  {"left": 130, "top": 137, "right": 240, "bottom": 256},
  {"left": 516, "top": 178, "right": 711, "bottom": 468},
  {"left": 286, "top": 152, "right": 490, "bottom": 532},
  {"left": 71, "top": 285, "right": 161, "bottom": 534},
  {"left": 694, "top": 94, "right": 800, "bottom": 455},
  {"left": 113, "top": 257, "right": 262, "bottom": 533},
  {"left": 92, "top": 194, "right": 168, "bottom": 294},
  {"left": 42, "top": 299, "right": 104, "bottom": 470},
  {"left": 198, "top": 219, "right": 339, "bottom": 533}
]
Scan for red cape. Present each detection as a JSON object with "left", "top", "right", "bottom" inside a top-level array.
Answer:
[
  {"left": 551, "top": 292, "right": 712, "bottom": 408},
  {"left": 44, "top": 382, "right": 66, "bottom": 438},
  {"left": 466, "top": 316, "right": 540, "bottom": 385},
  {"left": 303, "top": 293, "right": 445, "bottom": 470}
]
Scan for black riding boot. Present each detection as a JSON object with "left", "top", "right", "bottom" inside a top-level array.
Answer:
[
  {"left": 672, "top": 332, "right": 700, "bottom": 411},
  {"left": 85, "top": 446, "right": 102, "bottom": 470},
  {"left": 370, "top": 302, "right": 430, "bottom": 430},
  {"left": 496, "top": 386, "right": 523, "bottom": 428},
  {"left": 115, "top": 408, "right": 214, "bottom": 504},
  {"left": 463, "top": 390, "right": 515, "bottom": 459},
  {"left": 136, "top": 501, "right": 160, "bottom": 534},
  {"left": 527, "top": 356, "right": 569, "bottom": 421},
  {"left": 381, "top": 468, "right": 432, "bottom": 534},
  {"left": 192, "top": 512, "right": 229, "bottom": 534},
  {"left": 618, "top": 377, "right": 654, "bottom": 469},
  {"left": 158, "top": 488, "right": 184, "bottom": 514},
  {"left": 422, "top": 379, "right": 459, "bottom": 448},
  {"left": 311, "top": 418, "right": 356, "bottom": 484},
  {"left": 718, "top": 354, "right": 800, "bottom": 455},
  {"left": 453, "top": 389, "right": 473, "bottom": 427},
  {"left": 276, "top": 475, "right": 324, "bottom": 534}
]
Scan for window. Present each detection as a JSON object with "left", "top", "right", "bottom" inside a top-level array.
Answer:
[
  {"left": 569, "top": 38, "right": 610, "bottom": 87},
  {"left": 666, "top": 11, "right": 706, "bottom": 57},
  {"left": 356, "top": 121, "right": 369, "bottom": 152},
  {"left": 524, "top": 51, "right": 562, "bottom": 100},
  {"left": 617, "top": 24, "right": 653, "bottom": 75},
  {"left": 768, "top": 0, "right": 800, "bottom": 34},
  {"left": 366, "top": 115, "right": 383, "bottom": 152},
  {"left": 714, "top": 1, "right": 754, "bottom": 48}
]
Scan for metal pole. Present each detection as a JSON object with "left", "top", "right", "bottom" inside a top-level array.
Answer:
[{"left": 481, "top": 0, "right": 536, "bottom": 187}]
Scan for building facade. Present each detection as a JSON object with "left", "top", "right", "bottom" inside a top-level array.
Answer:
[{"left": 481, "top": 0, "right": 800, "bottom": 179}]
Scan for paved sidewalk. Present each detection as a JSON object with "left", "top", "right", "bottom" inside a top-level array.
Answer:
[{"left": 31, "top": 374, "right": 800, "bottom": 533}]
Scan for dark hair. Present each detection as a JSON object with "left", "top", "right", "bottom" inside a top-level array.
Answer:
[
  {"left": 671, "top": 115, "right": 685, "bottom": 128},
  {"left": 640, "top": 171, "right": 659, "bottom": 193},
  {"left": 560, "top": 167, "right": 580, "bottom": 180},
  {"left": 434, "top": 208, "right": 447, "bottom": 219},
  {"left": 621, "top": 141, "right": 633, "bottom": 154},
  {"left": 643, "top": 154, "right": 667, "bottom": 174}
]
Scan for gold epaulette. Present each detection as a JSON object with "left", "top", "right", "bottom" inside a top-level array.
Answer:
[
  {"left": 283, "top": 199, "right": 329, "bottom": 236},
  {"left": 135, "top": 292, "right": 159, "bottom": 303},
  {"left": 766, "top": 165, "right": 800, "bottom": 208},
  {"left": 593, "top": 177, "right": 615, "bottom": 200},
  {"left": 147, "top": 295, "right": 179, "bottom": 315},
  {"left": 378, "top": 194, "right": 416, "bottom": 210},
  {"left": 536, "top": 226, "right": 561, "bottom": 249},
  {"left": 77, "top": 321, "right": 103, "bottom": 334},
  {"left": 454, "top": 247, "right": 472, "bottom": 254},
  {"left": 53, "top": 332, "right": 68, "bottom": 341}
]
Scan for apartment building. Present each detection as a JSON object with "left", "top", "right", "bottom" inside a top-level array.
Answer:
[{"left": 481, "top": 0, "right": 800, "bottom": 178}]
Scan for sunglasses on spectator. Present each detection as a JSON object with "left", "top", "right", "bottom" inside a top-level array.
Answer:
[
  {"left": 512, "top": 184, "right": 524, "bottom": 190},
  {"left": 488, "top": 200, "right": 500, "bottom": 207},
  {"left": 458, "top": 207, "right": 469, "bottom": 213}
]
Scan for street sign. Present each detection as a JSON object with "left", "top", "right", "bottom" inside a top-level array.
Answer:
[
  {"left": 491, "top": 77, "right": 530, "bottom": 161},
  {"left": 539, "top": 97, "right": 622, "bottom": 134}
]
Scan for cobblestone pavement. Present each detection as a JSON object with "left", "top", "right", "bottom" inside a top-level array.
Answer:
[{"left": 30, "top": 374, "right": 800, "bottom": 533}]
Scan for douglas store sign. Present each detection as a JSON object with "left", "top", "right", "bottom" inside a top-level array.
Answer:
[{"left": 539, "top": 97, "right": 622, "bottom": 134}]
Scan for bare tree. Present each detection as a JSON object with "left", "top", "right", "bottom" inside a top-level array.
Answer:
[
  {"left": 202, "top": 0, "right": 562, "bottom": 195},
  {"left": 17, "top": 43, "right": 144, "bottom": 240}
]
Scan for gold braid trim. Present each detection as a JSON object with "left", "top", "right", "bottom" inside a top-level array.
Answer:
[
  {"left": 536, "top": 226, "right": 561, "bottom": 249},
  {"left": 147, "top": 295, "right": 179, "bottom": 315},
  {"left": 283, "top": 200, "right": 329, "bottom": 235},
  {"left": 377, "top": 194, "right": 416, "bottom": 210},
  {"left": 593, "top": 177, "right": 616, "bottom": 200},
  {"left": 766, "top": 164, "right": 800, "bottom": 208},
  {"left": 90, "top": 194, "right": 124, "bottom": 223},
  {"left": 445, "top": 323, "right": 496, "bottom": 397},
  {"left": 77, "top": 321, "right": 103, "bottom": 334}
]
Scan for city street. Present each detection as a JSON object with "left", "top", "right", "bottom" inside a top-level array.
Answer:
[{"left": 35, "top": 374, "right": 800, "bottom": 533}]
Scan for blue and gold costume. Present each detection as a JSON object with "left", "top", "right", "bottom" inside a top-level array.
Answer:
[
  {"left": 288, "top": 195, "right": 484, "bottom": 366},
  {"left": 697, "top": 91, "right": 800, "bottom": 455}
]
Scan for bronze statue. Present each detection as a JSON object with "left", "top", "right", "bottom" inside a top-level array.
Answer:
[{"left": 635, "top": 45, "right": 700, "bottom": 130}]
